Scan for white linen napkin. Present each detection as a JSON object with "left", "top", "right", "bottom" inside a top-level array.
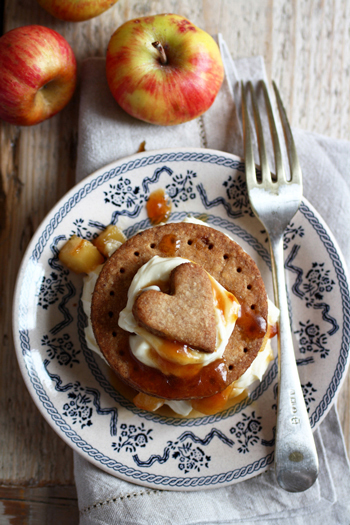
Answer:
[{"left": 74, "top": 51, "right": 350, "bottom": 524}]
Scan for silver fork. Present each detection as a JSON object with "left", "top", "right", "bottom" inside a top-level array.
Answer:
[{"left": 241, "top": 80, "right": 319, "bottom": 492}]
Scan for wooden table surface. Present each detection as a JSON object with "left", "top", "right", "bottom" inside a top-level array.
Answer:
[{"left": 1, "top": 0, "right": 349, "bottom": 522}]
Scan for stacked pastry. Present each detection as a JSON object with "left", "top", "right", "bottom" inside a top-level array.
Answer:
[{"left": 86, "top": 221, "right": 278, "bottom": 416}]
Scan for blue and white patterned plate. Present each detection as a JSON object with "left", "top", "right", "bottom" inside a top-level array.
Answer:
[{"left": 13, "top": 148, "right": 350, "bottom": 491}]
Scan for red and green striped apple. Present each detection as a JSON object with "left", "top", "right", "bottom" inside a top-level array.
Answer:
[
  {"left": 0, "top": 25, "right": 77, "bottom": 126},
  {"left": 106, "top": 14, "right": 224, "bottom": 126},
  {"left": 36, "top": 0, "right": 119, "bottom": 22}
]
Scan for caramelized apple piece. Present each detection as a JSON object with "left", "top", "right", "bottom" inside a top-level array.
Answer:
[
  {"left": 93, "top": 225, "right": 126, "bottom": 257},
  {"left": 133, "top": 392, "right": 165, "bottom": 412},
  {"left": 191, "top": 384, "right": 234, "bottom": 415},
  {"left": 59, "top": 235, "right": 105, "bottom": 274}
]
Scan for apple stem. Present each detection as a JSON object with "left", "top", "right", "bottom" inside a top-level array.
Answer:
[{"left": 152, "top": 41, "right": 167, "bottom": 65}]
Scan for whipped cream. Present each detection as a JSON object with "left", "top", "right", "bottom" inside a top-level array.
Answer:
[{"left": 118, "top": 256, "right": 240, "bottom": 370}]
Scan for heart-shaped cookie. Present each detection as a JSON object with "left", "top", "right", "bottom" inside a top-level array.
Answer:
[{"left": 132, "top": 262, "right": 216, "bottom": 353}]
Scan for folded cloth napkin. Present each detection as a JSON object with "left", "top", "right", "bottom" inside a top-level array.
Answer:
[{"left": 74, "top": 51, "right": 350, "bottom": 524}]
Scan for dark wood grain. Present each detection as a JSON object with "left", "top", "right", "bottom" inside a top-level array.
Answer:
[{"left": 0, "top": 486, "right": 79, "bottom": 524}]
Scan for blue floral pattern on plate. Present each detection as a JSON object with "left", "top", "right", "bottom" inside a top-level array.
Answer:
[{"left": 13, "top": 149, "right": 350, "bottom": 491}]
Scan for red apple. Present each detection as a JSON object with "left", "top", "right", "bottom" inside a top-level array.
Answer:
[
  {"left": 106, "top": 14, "right": 224, "bottom": 126},
  {"left": 36, "top": 0, "right": 119, "bottom": 22},
  {"left": 0, "top": 25, "right": 77, "bottom": 126}
]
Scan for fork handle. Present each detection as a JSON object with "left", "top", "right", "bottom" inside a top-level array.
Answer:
[{"left": 269, "top": 233, "right": 319, "bottom": 492}]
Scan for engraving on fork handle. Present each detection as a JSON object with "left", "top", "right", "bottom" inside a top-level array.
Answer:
[
  {"left": 289, "top": 390, "right": 300, "bottom": 424},
  {"left": 270, "top": 234, "right": 319, "bottom": 492}
]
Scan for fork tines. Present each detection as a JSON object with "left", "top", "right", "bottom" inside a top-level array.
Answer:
[{"left": 241, "top": 80, "right": 303, "bottom": 190}]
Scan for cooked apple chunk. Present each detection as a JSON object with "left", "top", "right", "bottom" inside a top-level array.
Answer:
[
  {"left": 133, "top": 392, "right": 165, "bottom": 412},
  {"left": 93, "top": 225, "right": 126, "bottom": 257},
  {"left": 59, "top": 235, "right": 105, "bottom": 274}
]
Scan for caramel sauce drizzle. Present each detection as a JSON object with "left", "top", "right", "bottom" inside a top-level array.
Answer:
[
  {"left": 268, "top": 322, "right": 278, "bottom": 339},
  {"left": 236, "top": 303, "right": 267, "bottom": 339},
  {"left": 156, "top": 339, "right": 200, "bottom": 365},
  {"left": 149, "top": 348, "right": 204, "bottom": 378},
  {"left": 191, "top": 383, "right": 234, "bottom": 415},
  {"left": 131, "top": 346, "right": 228, "bottom": 400},
  {"left": 146, "top": 189, "right": 171, "bottom": 225},
  {"left": 210, "top": 276, "right": 239, "bottom": 325},
  {"left": 158, "top": 233, "right": 181, "bottom": 256}
]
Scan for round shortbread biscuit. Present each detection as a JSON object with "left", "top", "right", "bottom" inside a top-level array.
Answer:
[{"left": 91, "top": 222, "right": 268, "bottom": 400}]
